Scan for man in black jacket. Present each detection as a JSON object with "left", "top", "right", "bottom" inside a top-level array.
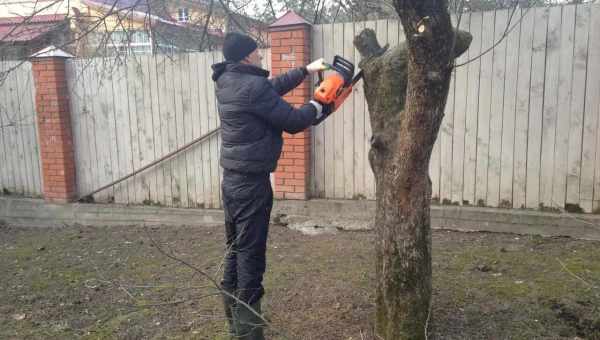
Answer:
[{"left": 212, "top": 32, "right": 334, "bottom": 339}]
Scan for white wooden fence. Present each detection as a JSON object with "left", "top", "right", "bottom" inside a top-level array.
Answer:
[
  {"left": 66, "top": 49, "right": 271, "bottom": 208},
  {"left": 0, "top": 61, "right": 42, "bottom": 197},
  {"left": 311, "top": 3, "right": 600, "bottom": 212},
  {"left": 3, "top": 4, "right": 600, "bottom": 214}
]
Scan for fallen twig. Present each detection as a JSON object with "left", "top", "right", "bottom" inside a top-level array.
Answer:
[{"left": 556, "top": 258, "right": 598, "bottom": 290}]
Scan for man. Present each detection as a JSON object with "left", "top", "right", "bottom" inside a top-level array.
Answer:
[{"left": 211, "top": 32, "right": 336, "bottom": 339}]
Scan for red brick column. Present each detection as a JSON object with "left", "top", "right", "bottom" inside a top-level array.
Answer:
[
  {"left": 269, "top": 11, "right": 312, "bottom": 200},
  {"left": 30, "top": 47, "right": 77, "bottom": 203}
]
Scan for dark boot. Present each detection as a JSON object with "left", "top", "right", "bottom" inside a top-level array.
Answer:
[
  {"left": 222, "top": 293, "right": 236, "bottom": 337},
  {"left": 234, "top": 300, "right": 265, "bottom": 340}
]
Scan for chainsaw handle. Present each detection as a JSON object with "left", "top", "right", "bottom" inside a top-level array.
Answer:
[{"left": 317, "top": 70, "right": 324, "bottom": 85}]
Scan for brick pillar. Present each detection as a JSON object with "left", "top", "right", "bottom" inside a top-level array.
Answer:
[
  {"left": 269, "top": 11, "right": 312, "bottom": 200},
  {"left": 30, "top": 46, "right": 77, "bottom": 203}
]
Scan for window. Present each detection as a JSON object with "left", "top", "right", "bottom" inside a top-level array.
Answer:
[
  {"left": 177, "top": 8, "right": 190, "bottom": 23},
  {"left": 105, "top": 30, "right": 153, "bottom": 55}
]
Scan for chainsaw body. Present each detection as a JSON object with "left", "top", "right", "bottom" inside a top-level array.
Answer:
[{"left": 314, "top": 55, "right": 362, "bottom": 108}]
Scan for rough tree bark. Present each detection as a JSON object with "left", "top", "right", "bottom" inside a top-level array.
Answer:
[{"left": 353, "top": 1, "right": 472, "bottom": 339}]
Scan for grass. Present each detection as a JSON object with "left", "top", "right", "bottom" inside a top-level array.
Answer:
[{"left": 0, "top": 224, "right": 599, "bottom": 339}]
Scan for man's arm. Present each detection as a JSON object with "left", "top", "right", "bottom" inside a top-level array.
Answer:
[
  {"left": 268, "top": 67, "right": 308, "bottom": 96},
  {"left": 251, "top": 81, "right": 326, "bottom": 134},
  {"left": 268, "top": 58, "right": 327, "bottom": 96}
]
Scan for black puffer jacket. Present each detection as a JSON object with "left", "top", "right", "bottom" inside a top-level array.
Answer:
[{"left": 212, "top": 62, "right": 319, "bottom": 174}]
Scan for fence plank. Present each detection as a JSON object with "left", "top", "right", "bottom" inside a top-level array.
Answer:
[
  {"left": 68, "top": 60, "right": 87, "bottom": 197},
  {"left": 110, "top": 61, "right": 130, "bottom": 204},
  {"left": 208, "top": 51, "right": 222, "bottom": 208},
  {"left": 585, "top": 5, "right": 600, "bottom": 212},
  {"left": 26, "top": 63, "right": 42, "bottom": 196},
  {"left": 100, "top": 61, "right": 118, "bottom": 201},
  {"left": 553, "top": 5, "right": 575, "bottom": 209},
  {"left": 424, "top": 18, "right": 441, "bottom": 200},
  {"left": 132, "top": 59, "right": 148, "bottom": 203},
  {"left": 0, "top": 63, "right": 9, "bottom": 192},
  {"left": 158, "top": 55, "right": 174, "bottom": 206},
  {"left": 7, "top": 65, "right": 26, "bottom": 194},
  {"left": 28, "top": 63, "right": 42, "bottom": 196},
  {"left": 102, "top": 61, "right": 117, "bottom": 201},
  {"left": 199, "top": 53, "right": 213, "bottom": 208},
  {"left": 566, "top": 3, "right": 591, "bottom": 208},
  {"left": 18, "top": 63, "right": 36, "bottom": 195},
  {"left": 65, "top": 61, "right": 80, "bottom": 197},
  {"left": 312, "top": 23, "right": 325, "bottom": 197},
  {"left": 87, "top": 60, "right": 105, "bottom": 200},
  {"left": 139, "top": 56, "right": 157, "bottom": 204},
  {"left": 475, "top": 10, "right": 497, "bottom": 206},
  {"left": 188, "top": 53, "right": 202, "bottom": 208},
  {"left": 343, "top": 21, "right": 355, "bottom": 199},
  {"left": 386, "top": 19, "right": 399, "bottom": 47},
  {"left": 539, "top": 7, "right": 562, "bottom": 209},
  {"left": 323, "top": 23, "right": 335, "bottom": 198},
  {"left": 499, "top": 8, "right": 522, "bottom": 208},
  {"left": 79, "top": 60, "right": 94, "bottom": 198},
  {"left": 148, "top": 55, "right": 165, "bottom": 205},
  {"left": 0, "top": 62, "right": 16, "bottom": 193},
  {"left": 180, "top": 54, "right": 195, "bottom": 207},
  {"left": 526, "top": 7, "right": 549, "bottom": 209},
  {"left": 83, "top": 61, "right": 103, "bottom": 201},
  {"left": 172, "top": 54, "right": 188, "bottom": 207},
  {"left": 197, "top": 53, "right": 211, "bottom": 208},
  {"left": 6, "top": 63, "right": 20, "bottom": 193},
  {"left": 441, "top": 68, "right": 456, "bottom": 203},
  {"left": 463, "top": 11, "right": 483, "bottom": 205},
  {"left": 353, "top": 20, "right": 367, "bottom": 200},
  {"left": 487, "top": 9, "right": 508, "bottom": 207},
  {"left": 333, "top": 22, "right": 345, "bottom": 198},
  {"left": 451, "top": 12, "right": 471, "bottom": 204},
  {"left": 164, "top": 56, "right": 177, "bottom": 206},
  {"left": 13, "top": 64, "right": 35, "bottom": 195}
]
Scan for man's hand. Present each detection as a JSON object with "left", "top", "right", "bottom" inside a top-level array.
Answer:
[
  {"left": 310, "top": 100, "right": 335, "bottom": 126},
  {"left": 306, "top": 58, "right": 328, "bottom": 74}
]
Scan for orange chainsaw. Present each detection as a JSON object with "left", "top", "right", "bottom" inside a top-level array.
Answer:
[{"left": 314, "top": 55, "right": 363, "bottom": 111}]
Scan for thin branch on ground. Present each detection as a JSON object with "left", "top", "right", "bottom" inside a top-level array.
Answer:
[
  {"left": 556, "top": 258, "right": 598, "bottom": 290},
  {"left": 142, "top": 225, "right": 293, "bottom": 340}
]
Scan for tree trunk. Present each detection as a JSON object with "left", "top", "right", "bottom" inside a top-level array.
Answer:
[{"left": 353, "top": 2, "right": 472, "bottom": 339}]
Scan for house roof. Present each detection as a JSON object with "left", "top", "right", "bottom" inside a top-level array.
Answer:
[
  {"left": 83, "top": 0, "right": 152, "bottom": 13},
  {"left": 82, "top": 0, "right": 228, "bottom": 40},
  {"left": 0, "top": 14, "right": 66, "bottom": 43},
  {"left": 83, "top": 0, "right": 264, "bottom": 31},
  {"left": 82, "top": 0, "right": 182, "bottom": 26}
]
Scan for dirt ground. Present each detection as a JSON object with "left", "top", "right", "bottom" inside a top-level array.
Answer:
[{"left": 1, "top": 221, "right": 599, "bottom": 340}]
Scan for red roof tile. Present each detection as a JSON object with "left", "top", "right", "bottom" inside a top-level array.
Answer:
[
  {"left": 0, "top": 14, "right": 66, "bottom": 42},
  {"left": 0, "top": 14, "right": 66, "bottom": 25}
]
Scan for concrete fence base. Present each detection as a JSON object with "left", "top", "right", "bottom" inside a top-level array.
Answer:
[{"left": 1, "top": 197, "right": 599, "bottom": 241}]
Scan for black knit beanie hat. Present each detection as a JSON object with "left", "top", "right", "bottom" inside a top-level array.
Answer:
[{"left": 222, "top": 32, "right": 258, "bottom": 62}]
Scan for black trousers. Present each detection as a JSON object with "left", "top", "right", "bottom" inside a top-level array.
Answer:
[{"left": 221, "top": 169, "right": 273, "bottom": 305}]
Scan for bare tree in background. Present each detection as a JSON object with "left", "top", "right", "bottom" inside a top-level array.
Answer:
[{"left": 0, "top": 0, "right": 268, "bottom": 62}]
